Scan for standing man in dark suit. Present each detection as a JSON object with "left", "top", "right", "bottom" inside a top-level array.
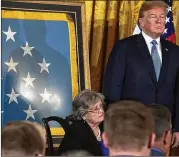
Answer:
[{"left": 103, "top": 1, "right": 179, "bottom": 148}]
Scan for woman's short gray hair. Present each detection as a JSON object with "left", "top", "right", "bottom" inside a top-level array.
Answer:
[{"left": 72, "top": 89, "right": 106, "bottom": 120}]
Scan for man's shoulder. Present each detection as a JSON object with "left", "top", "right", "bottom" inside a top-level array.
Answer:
[
  {"left": 164, "top": 40, "right": 179, "bottom": 59},
  {"left": 161, "top": 38, "right": 179, "bottom": 50},
  {"left": 110, "top": 34, "right": 140, "bottom": 53},
  {"left": 116, "top": 34, "right": 139, "bottom": 44}
]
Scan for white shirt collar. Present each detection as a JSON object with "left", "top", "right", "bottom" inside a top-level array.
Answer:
[
  {"left": 142, "top": 31, "right": 160, "bottom": 45},
  {"left": 141, "top": 31, "right": 162, "bottom": 62}
]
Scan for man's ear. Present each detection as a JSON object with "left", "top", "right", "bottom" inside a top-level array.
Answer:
[
  {"left": 164, "top": 129, "right": 172, "bottom": 146},
  {"left": 102, "top": 132, "right": 109, "bottom": 148},
  {"left": 139, "top": 18, "right": 144, "bottom": 28},
  {"left": 148, "top": 132, "right": 156, "bottom": 148}
]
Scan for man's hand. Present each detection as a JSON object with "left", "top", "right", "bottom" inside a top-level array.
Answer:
[{"left": 172, "top": 132, "right": 179, "bottom": 147}]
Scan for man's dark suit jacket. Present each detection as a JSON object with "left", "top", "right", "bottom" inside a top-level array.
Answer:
[
  {"left": 58, "top": 120, "right": 103, "bottom": 156},
  {"left": 103, "top": 33, "right": 179, "bottom": 131}
]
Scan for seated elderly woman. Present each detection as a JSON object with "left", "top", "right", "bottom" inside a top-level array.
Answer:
[{"left": 58, "top": 89, "right": 109, "bottom": 156}]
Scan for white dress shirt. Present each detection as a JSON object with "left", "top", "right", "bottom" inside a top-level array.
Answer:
[{"left": 142, "top": 31, "right": 162, "bottom": 63}]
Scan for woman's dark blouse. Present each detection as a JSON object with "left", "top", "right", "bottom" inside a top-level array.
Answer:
[{"left": 58, "top": 120, "right": 104, "bottom": 156}]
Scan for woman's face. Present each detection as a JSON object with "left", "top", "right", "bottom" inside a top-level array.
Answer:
[{"left": 85, "top": 100, "right": 104, "bottom": 124}]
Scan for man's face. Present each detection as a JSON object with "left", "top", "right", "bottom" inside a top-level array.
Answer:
[{"left": 139, "top": 7, "right": 166, "bottom": 38}]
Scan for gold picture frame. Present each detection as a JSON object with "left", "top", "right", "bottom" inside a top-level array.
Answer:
[{"left": 2, "top": 0, "right": 90, "bottom": 136}]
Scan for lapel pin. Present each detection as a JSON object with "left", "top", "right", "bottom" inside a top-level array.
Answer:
[{"left": 165, "top": 48, "right": 168, "bottom": 51}]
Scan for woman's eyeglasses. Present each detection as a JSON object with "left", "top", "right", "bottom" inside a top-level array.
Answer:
[{"left": 87, "top": 106, "right": 104, "bottom": 114}]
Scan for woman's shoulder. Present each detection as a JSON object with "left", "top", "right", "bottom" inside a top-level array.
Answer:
[{"left": 67, "top": 120, "right": 89, "bottom": 132}]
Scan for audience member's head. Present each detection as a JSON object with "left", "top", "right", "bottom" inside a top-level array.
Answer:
[
  {"left": 24, "top": 121, "right": 46, "bottom": 146},
  {"left": 71, "top": 89, "right": 106, "bottom": 125},
  {"left": 2, "top": 121, "right": 46, "bottom": 156},
  {"left": 61, "top": 150, "right": 92, "bottom": 156},
  {"left": 148, "top": 104, "right": 172, "bottom": 155},
  {"left": 102, "top": 100, "right": 155, "bottom": 156}
]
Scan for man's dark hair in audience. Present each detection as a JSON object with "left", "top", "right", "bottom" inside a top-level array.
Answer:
[
  {"left": 102, "top": 100, "right": 155, "bottom": 156},
  {"left": 148, "top": 104, "right": 172, "bottom": 156},
  {"left": 2, "top": 121, "right": 46, "bottom": 156}
]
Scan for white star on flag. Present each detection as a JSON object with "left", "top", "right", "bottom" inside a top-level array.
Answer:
[
  {"left": 4, "top": 57, "right": 19, "bottom": 72},
  {"left": 163, "top": 28, "right": 168, "bottom": 34},
  {"left": 40, "top": 88, "right": 52, "bottom": 104},
  {"left": 6, "top": 88, "right": 20, "bottom": 104},
  {"left": 166, "top": 17, "right": 170, "bottom": 23},
  {"left": 2, "top": 26, "right": 17, "bottom": 42},
  {"left": 21, "top": 41, "right": 34, "bottom": 56},
  {"left": 23, "top": 104, "right": 37, "bottom": 120},
  {"left": 38, "top": 58, "right": 51, "bottom": 73},
  {"left": 167, "top": 6, "right": 172, "bottom": 13},
  {"left": 22, "top": 72, "right": 36, "bottom": 88}
]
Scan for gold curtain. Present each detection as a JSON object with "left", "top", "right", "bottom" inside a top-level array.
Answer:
[{"left": 85, "top": 0, "right": 179, "bottom": 92}]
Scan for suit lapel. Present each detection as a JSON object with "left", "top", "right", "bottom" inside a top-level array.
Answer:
[
  {"left": 136, "top": 34, "right": 158, "bottom": 88},
  {"left": 158, "top": 39, "right": 170, "bottom": 85}
]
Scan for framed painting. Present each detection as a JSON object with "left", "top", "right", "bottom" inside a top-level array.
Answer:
[{"left": 1, "top": 0, "right": 90, "bottom": 136}]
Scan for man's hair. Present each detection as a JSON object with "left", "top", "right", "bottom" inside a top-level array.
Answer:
[
  {"left": 2, "top": 121, "right": 45, "bottom": 156},
  {"left": 104, "top": 100, "right": 154, "bottom": 151},
  {"left": 61, "top": 150, "right": 92, "bottom": 156},
  {"left": 148, "top": 104, "right": 172, "bottom": 141},
  {"left": 139, "top": 1, "right": 168, "bottom": 18},
  {"left": 23, "top": 121, "right": 46, "bottom": 145}
]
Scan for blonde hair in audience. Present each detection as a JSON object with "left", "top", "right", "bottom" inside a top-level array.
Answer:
[
  {"left": 104, "top": 100, "right": 154, "bottom": 151},
  {"left": 2, "top": 120, "right": 46, "bottom": 156}
]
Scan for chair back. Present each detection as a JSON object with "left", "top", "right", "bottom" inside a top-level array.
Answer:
[{"left": 42, "top": 116, "right": 68, "bottom": 156}]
